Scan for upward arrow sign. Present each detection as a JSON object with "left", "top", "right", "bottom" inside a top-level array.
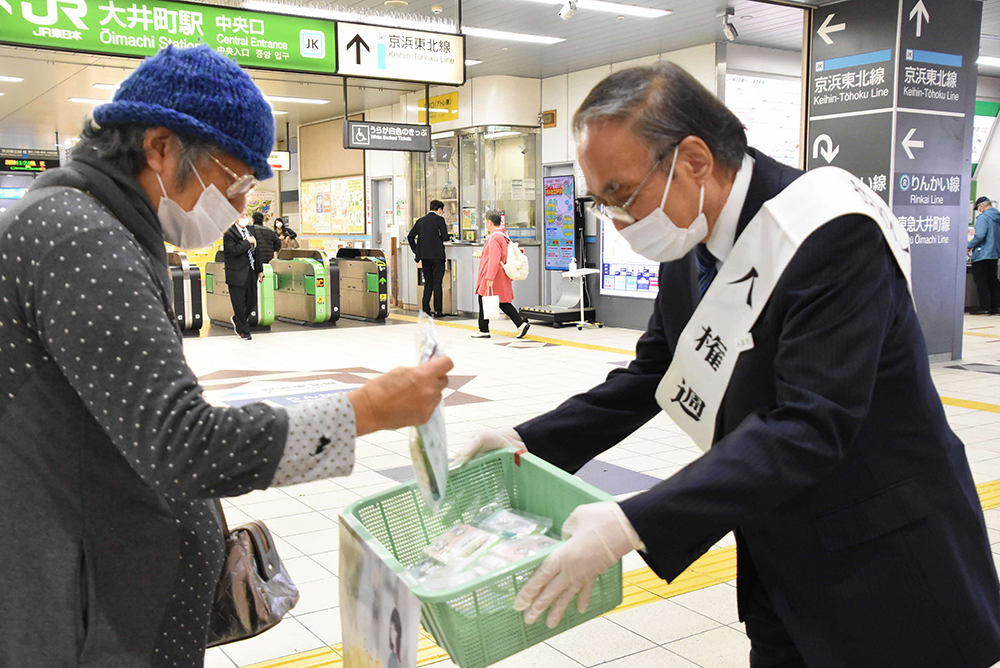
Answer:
[
  {"left": 346, "top": 34, "right": 370, "bottom": 65},
  {"left": 909, "top": 0, "right": 930, "bottom": 37}
]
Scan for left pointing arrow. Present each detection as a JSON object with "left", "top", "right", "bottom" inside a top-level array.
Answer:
[
  {"left": 817, "top": 13, "right": 846, "bottom": 45},
  {"left": 346, "top": 34, "right": 370, "bottom": 65}
]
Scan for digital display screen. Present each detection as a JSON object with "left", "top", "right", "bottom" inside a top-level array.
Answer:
[
  {"left": 0, "top": 187, "right": 28, "bottom": 199},
  {"left": 543, "top": 175, "right": 575, "bottom": 270},
  {"left": 600, "top": 217, "right": 659, "bottom": 299},
  {"left": 1, "top": 158, "right": 55, "bottom": 173}
]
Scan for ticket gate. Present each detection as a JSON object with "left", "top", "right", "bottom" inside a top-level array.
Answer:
[
  {"left": 336, "top": 248, "right": 389, "bottom": 320},
  {"left": 204, "top": 251, "right": 275, "bottom": 329},
  {"left": 272, "top": 249, "right": 341, "bottom": 325},
  {"left": 166, "top": 252, "right": 204, "bottom": 334}
]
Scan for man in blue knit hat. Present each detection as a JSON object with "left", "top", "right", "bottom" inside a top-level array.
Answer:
[{"left": 0, "top": 45, "right": 455, "bottom": 667}]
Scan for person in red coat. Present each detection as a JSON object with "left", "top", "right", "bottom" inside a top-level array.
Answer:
[{"left": 473, "top": 210, "right": 530, "bottom": 339}]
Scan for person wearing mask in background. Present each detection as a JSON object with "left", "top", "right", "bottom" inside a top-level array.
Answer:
[
  {"left": 0, "top": 44, "right": 454, "bottom": 668},
  {"left": 458, "top": 64, "right": 1000, "bottom": 667},
  {"left": 472, "top": 210, "right": 530, "bottom": 340},
  {"left": 407, "top": 199, "right": 451, "bottom": 317},
  {"left": 251, "top": 210, "right": 281, "bottom": 264},
  {"left": 224, "top": 214, "right": 263, "bottom": 340},
  {"left": 970, "top": 196, "right": 1000, "bottom": 315},
  {"left": 276, "top": 217, "right": 300, "bottom": 249}
]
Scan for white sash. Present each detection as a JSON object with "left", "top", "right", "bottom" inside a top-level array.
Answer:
[{"left": 655, "top": 167, "right": 912, "bottom": 452}]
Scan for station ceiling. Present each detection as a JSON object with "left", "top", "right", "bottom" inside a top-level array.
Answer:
[{"left": 0, "top": 0, "right": 996, "bottom": 151}]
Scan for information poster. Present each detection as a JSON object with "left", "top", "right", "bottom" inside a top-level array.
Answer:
[
  {"left": 300, "top": 176, "right": 365, "bottom": 235},
  {"left": 543, "top": 176, "right": 576, "bottom": 270},
  {"left": 725, "top": 73, "right": 802, "bottom": 168},
  {"left": 600, "top": 217, "right": 659, "bottom": 299},
  {"left": 339, "top": 521, "right": 420, "bottom": 668}
]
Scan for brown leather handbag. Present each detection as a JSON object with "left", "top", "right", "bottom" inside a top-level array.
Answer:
[{"left": 207, "top": 501, "right": 300, "bottom": 647}]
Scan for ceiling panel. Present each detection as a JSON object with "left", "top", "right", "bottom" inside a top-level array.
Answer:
[{"left": 5, "top": 0, "right": 1000, "bottom": 150}]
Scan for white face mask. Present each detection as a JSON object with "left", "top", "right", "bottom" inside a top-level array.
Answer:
[
  {"left": 157, "top": 164, "right": 240, "bottom": 249},
  {"left": 618, "top": 149, "right": 709, "bottom": 263}
]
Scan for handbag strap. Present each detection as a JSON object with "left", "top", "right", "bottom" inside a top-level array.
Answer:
[{"left": 214, "top": 499, "right": 232, "bottom": 539}]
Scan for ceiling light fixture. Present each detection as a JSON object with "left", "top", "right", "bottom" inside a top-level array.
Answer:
[
  {"left": 721, "top": 8, "right": 738, "bottom": 42},
  {"left": 462, "top": 26, "right": 565, "bottom": 44},
  {"left": 978, "top": 56, "right": 1000, "bottom": 68},
  {"left": 483, "top": 131, "right": 521, "bottom": 140},
  {"left": 519, "top": 0, "right": 670, "bottom": 19},
  {"left": 272, "top": 110, "right": 289, "bottom": 115},
  {"left": 264, "top": 95, "right": 329, "bottom": 105},
  {"left": 465, "top": 59, "right": 483, "bottom": 66},
  {"left": 431, "top": 4, "right": 442, "bottom": 13},
  {"left": 384, "top": 0, "right": 408, "bottom": 6},
  {"left": 93, "top": 83, "right": 121, "bottom": 90},
  {"left": 0, "top": 75, "right": 24, "bottom": 83},
  {"left": 68, "top": 97, "right": 111, "bottom": 104}
]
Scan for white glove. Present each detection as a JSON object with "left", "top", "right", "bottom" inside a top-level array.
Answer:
[
  {"left": 454, "top": 427, "right": 524, "bottom": 466},
  {"left": 514, "top": 502, "right": 644, "bottom": 629}
]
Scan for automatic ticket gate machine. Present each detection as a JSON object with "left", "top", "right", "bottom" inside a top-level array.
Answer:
[
  {"left": 336, "top": 248, "right": 388, "bottom": 320},
  {"left": 166, "top": 251, "right": 203, "bottom": 334},
  {"left": 271, "top": 249, "right": 341, "bottom": 325},
  {"left": 204, "top": 251, "right": 275, "bottom": 330}
]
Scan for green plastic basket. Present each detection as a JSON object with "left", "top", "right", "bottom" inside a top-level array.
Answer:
[{"left": 341, "top": 450, "right": 624, "bottom": 668}]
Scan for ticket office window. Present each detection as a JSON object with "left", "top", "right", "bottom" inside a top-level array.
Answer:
[{"left": 481, "top": 128, "right": 538, "bottom": 241}]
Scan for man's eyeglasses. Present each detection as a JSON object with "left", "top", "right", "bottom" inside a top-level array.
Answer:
[
  {"left": 207, "top": 153, "right": 258, "bottom": 199},
  {"left": 594, "top": 151, "right": 668, "bottom": 227}
]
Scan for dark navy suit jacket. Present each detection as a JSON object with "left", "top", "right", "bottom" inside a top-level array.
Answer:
[{"left": 517, "top": 150, "right": 1000, "bottom": 667}]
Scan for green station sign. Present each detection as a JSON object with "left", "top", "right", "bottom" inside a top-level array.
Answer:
[{"left": 0, "top": 0, "right": 337, "bottom": 75}]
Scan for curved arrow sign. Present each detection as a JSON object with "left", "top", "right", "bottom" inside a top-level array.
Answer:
[{"left": 812, "top": 134, "right": 840, "bottom": 164}]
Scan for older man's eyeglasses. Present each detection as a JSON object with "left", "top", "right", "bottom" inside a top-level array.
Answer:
[
  {"left": 594, "top": 152, "right": 667, "bottom": 227},
  {"left": 207, "top": 153, "right": 258, "bottom": 199}
]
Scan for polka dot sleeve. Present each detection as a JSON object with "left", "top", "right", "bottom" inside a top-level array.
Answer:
[
  {"left": 271, "top": 392, "right": 356, "bottom": 486},
  {"left": 21, "top": 194, "right": 288, "bottom": 499}
]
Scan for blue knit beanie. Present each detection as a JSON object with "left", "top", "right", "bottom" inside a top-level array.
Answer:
[{"left": 93, "top": 44, "right": 274, "bottom": 180}]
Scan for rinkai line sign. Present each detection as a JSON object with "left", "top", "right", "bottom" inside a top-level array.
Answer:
[{"left": 0, "top": 0, "right": 465, "bottom": 84}]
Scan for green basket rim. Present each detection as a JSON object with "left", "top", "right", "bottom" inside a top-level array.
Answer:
[{"left": 340, "top": 449, "right": 614, "bottom": 604}]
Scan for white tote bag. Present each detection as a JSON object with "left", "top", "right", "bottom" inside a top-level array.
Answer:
[{"left": 481, "top": 290, "right": 502, "bottom": 320}]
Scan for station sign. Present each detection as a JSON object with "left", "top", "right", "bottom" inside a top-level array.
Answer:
[
  {"left": 336, "top": 22, "right": 464, "bottom": 86},
  {"left": 805, "top": 0, "right": 981, "bottom": 360},
  {"left": 268, "top": 150, "right": 291, "bottom": 171},
  {"left": 344, "top": 120, "right": 431, "bottom": 152},
  {"left": 0, "top": 0, "right": 337, "bottom": 75},
  {"left": 0, "top": 148, "right": 59, "bottom": 173},
  {"left": 0, "top": 187, "right": 29, "bottom": 198}
]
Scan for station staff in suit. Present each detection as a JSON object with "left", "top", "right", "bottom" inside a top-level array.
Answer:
[
  {"left": 224, "top": 216, "right": 263, "bottom": 340},
  {"left": 458, "top": 64, "right": 1000, "bottom": 667}
]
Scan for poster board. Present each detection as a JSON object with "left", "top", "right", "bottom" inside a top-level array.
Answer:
[
  {"left": 300, "top": 176, "right": 366, "bottom": 235},
  {"left": 600, "top": 216, "right": 659, "bottom": 299},
  {"left": 725, "top": 72, "right": 802, "bottom": 168},
  {"left": 543, "top": 176, "right": 576, "bottom": 271}
]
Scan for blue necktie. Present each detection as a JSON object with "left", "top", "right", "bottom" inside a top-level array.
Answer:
[
  {"left": 695, "top": 244, "right": 717, "bottom": 298},
  {"left": 242, "top": 226, "right": 255, "bottom": 271}
]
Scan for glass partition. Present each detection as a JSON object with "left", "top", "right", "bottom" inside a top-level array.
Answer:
[
  {"left": 481, "top": 127, "right": 538, "bottom": 241},
  {"left": 426, "top": 133, "right": 460, "bottom": 237}
]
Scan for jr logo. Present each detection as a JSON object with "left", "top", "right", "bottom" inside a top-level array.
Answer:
[{"left": 13, "top": 0, "right": 88, "bottom": 29}]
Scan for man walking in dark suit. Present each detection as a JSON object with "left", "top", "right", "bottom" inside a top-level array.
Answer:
[
  {"left": 407, "top": 199, "right": 451, "bottom": 317},
  {"left": 224, "top": 217, "right": 263, "bottom": 340},
  {"left": 459, "top": 64, "right": 1000, "bottom": 667}
]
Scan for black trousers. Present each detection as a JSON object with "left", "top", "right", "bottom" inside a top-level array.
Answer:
[
  {"left": 229, "top": 268, "right": 258, "bottom": 336},
  {"left": 421, "top": 259, "right": 446, "bottom": 314},
  {"left": 478, "top": 295, "right": 523, "bottom": 333},
  {"left": 738, "top": 532, "right": 807, "bottom": 668},
  {"left": 971, "top": 259, "right": 1000, "bottom": 313}
]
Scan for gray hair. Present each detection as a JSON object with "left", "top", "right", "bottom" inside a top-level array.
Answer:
[
  {"left": 572, "top": 63, "right": 747, "bottom": 173},
  {"left": 484, "top": 210, "right": 501, "bottom": 226},
  {"left": 75, "top": 119, "right": 220, "bottom": 188}
]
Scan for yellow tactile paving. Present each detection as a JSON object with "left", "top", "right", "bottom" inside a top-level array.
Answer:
[{"left": 942, "top": 396, "right": 1000, "bottom": 414}]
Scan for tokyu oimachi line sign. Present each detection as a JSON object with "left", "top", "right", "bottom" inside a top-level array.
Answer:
[{"left": 0, "top": 0, "right": 338, "bottom": 75}]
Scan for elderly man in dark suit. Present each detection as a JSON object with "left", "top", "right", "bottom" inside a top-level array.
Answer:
[
  {"left": 459, "top": 63, "right": 1000, "bottom": 667},
  {"left": 223, "top": 216, "right": 263, "bottom": 340}
]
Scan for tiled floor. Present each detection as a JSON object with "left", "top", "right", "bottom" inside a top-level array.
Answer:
[{"left": 187, "top": 311, "right": 1000, "bottom": 668}]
